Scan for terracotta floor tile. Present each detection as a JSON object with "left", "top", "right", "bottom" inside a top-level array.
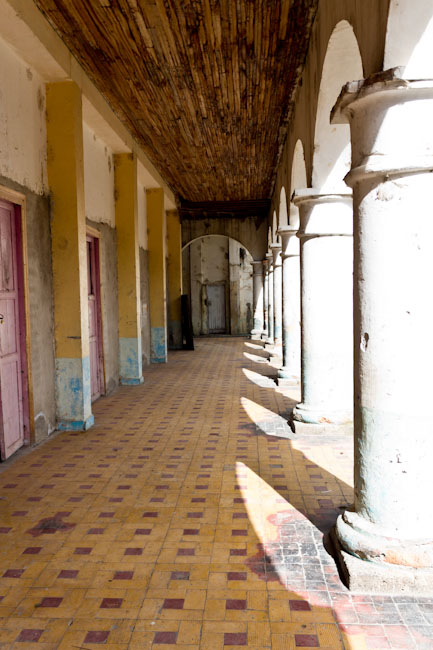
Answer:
[{"left": 0, "top": 338, "right": 430, "bottom": 648}]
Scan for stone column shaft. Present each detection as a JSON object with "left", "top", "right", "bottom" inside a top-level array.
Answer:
[
  {"left": 262, "top": 259, "right": 269, "bottom": 340},
  {"left": 266, "top": 252, "right": 274, "bottom": 344},
  {"left": 292, "top": 189, "right": 353, "bottom": 426},
  {"left": 251, "top": 261, "right": 264, "bottom": 339},
  {"left": 270, "top": 243, "right": 282, "bottom": 352},
  {"left": 332, "top": 71, "right": 433, "bottom": 589},
  {"left": 277, "top": 226, "right": 300, "bottom": 385}
]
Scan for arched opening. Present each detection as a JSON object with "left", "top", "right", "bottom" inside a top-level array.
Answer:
[
  {"left": 312, "top": 20, "right": 363, "bottom": 192},
  {"left": 279, "top": 187, "right": 288, "bottom": 228},
  {"left": 385, "top": 0, "right": 433, "bottom": 78},
  {"left": 289, "top": 139, "right": 307, "bottom": 228},
  {"left": 182, "top": 235, "right": 254, "bottom": 337}
]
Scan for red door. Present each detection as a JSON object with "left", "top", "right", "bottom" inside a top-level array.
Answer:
[
  {"left": 86, "top": 235, "right": 104, "bottom": 401},
  {"left": 0, "top": 200, "right": 25, "bottom": 459}
]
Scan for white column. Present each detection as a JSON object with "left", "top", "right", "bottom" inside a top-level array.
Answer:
[
  {"left": 262, "top": 259, "right": 269, "bottom": 340},
  {"left": 270, "top": 243, "right": 282, "bottom": 354},
  {"left": 292, "top": 189, "right": 353, "bottom": 426},
  {"left": 251, "top": 261, "right": 264, "bottom": 339},
  {"left": 277, "top": 226, "right": 300, "bottom": 385},
  {"left": 266, "top": 252, "right": 274, "bottom": 345},
  {"left": 332, "top": 72, "right": 433, "bottom": 587}
]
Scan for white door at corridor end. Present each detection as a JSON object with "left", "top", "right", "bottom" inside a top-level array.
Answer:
[{"left": 207, "top": 284, "right": 225, "bottom": 333}]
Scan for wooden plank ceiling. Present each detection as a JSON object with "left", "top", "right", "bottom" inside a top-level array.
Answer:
[{"left": 34, "top": 0, "right": 317, "bottom": 203}]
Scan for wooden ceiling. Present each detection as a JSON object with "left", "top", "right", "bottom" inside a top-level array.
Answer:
[{"left": 34, "top": 0, "right": 317, "bottom": 203}]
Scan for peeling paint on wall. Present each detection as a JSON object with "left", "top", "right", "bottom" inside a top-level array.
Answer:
[{"left": 0, "top": 38, "right": 48, "bottom": 194}]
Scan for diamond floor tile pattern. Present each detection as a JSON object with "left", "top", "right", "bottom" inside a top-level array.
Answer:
[{"left": 0, "top": 338, "right": 431, "bottom": 648}]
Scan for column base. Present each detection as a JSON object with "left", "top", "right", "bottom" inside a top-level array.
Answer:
[
  {"left": 57, "top": 414, "right": 94, "bottom": 431},
  {"left": 292, "top": 402, "right": 352, "bottom": 425},
  {"left": 336, "top": 510, "right": 433, "bottom": 569},
  {"left": 270, "top": 343, "right": 282, "bottom": 359},
  {"left": 291, "top": 419, "right": 353, "bottom": 435},
  {"left": 151, "top": 357, "right": 168, "bottom": 364},
  {"left": 330, "top": 527, "right": 433, "bottom": 595},
  {"left": 277, "top": 368, "right": 299, "bottom": 387},
  {"left": 250, "top": 330, "right": 263, "bottom": 341},
  {"left": 120, "top": 377, "right": 144, "bottom": 385}
]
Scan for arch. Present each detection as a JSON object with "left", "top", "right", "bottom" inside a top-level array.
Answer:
[
  {"left": 182, "top": 234, "right": 254, "bottom": 336},
  {"left": 289, "top": 139, "right": 307, "bottom": 229},
  {"left": 182, "top": 234, "right": 254, "bottom": 261},
  {"left": 312, "top": 20, "right": 363, "bottom": 192},
  {"left": 181, "top": 215, "right": 267, "bottom": 261},
  {"left": 279, "top": 187, "right": 288, "bottom": 228},
  {"left": 384, "top": 0, "right": 433, "bottom": 79}
]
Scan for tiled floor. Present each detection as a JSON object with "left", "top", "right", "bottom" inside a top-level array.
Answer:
[{"left": 0, "top": 337, "right": 432, "bottom": 649}]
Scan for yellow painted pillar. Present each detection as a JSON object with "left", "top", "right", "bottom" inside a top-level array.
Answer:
[
  {"left": 114, "top": 153, "right": 143, "bottom": 384},
  {"left": 147, "top": 188, "right": 167, "bottom": 363},
  {"left": 46, "top": 81, "right": 93, "bottom": 430},
  {"left": 167, "top": 209, "right": 183, "bottom": 349}
]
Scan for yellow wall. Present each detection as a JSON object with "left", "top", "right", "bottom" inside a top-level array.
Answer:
[
  {"left": 147, "top": 188, "right": 167, "bottom": 362},
  {"left": 115, "top": 153, "right": 140, "bottom": 339},
  {"left": 167, "top": 209, "right": 182, "bottom": 349},
  {"left": 46, "top": 81, "right": 88, "bottom": 360}
]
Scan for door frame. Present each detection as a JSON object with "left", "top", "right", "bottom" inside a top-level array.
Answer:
[
  {"left": 86, "top": 226, "right": 106, "bottom": 398},
  {"left": 0, "top": 185, "right": 34, "bottom": 449}
]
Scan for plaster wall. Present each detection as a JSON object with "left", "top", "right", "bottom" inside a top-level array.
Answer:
[
  {"left": 140, "top": 248, "right": 151, "bottom": 366},
  {"left": 83, "top": 123, "right": 115, "bottom": 227},
  {"left": 0, "top": 36, "right": 48, "bottom": 195}
]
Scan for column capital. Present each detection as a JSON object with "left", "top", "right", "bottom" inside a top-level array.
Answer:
[
  {"left": 251, "top": 260, "right": 264, "bottom": 274},
  {"left": 292, "top": 189, "right": 352, "bottom": 238},
  {"left": 265, "top": 251, "right": 273, "bottom": 266},
  {"left": 270, "top": 242, "right": 282, "bottom": 266},
  {"left": 277, "top": 226, "right": 299, "bottom": 258},
  {"left": 331, "top": 69, "right": 433, "bottom": 186}
]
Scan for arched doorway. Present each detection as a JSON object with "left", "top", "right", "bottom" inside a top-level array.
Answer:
[{"left": 182, "top": 235, "right": 254, "bottom": 336}]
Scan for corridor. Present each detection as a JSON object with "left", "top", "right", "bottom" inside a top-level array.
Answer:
[{"left": 0, "top": 338, "right": 431, "bottom": 649}]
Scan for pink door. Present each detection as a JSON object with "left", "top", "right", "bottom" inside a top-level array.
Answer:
[
  {"left": 0, "top": 200, "right": 25, "bottom": 459},
  {"left": 87, "top": 235, "right": 104, "bottom": 401}
]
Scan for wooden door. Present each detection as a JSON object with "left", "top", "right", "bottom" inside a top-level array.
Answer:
[
  {"left": 207, "top": 284, "right": 226, "bottom": 333},
  {"left": 86, "top": 235, "right": 104, "bottom": 401},
  {"left": 0, "top": 200, "right": 24, "bottom": 459}
]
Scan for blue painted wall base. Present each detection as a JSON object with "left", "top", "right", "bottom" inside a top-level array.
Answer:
[
  {"left": 119, "top": 337, "right": 143, "bottom": 383},
  {"left": 57, "top": 414, "right": 95, "bottom": 431},
  {"left": 151, "top": 326, "right": 167, "bottom": 364},
  {"left": 55, "top": 357, "right": 93, "bottom": 425},
  {"left": 120, "top": 377, "right": 144, "bottom": 385}
]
